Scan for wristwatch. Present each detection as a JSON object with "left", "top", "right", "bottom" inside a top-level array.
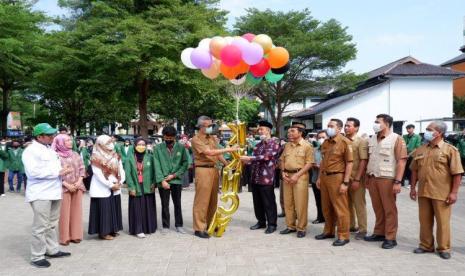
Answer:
[
  {"left": 342, "top": 181, "right": 349, "bottom": 186},
  {"left": 394, "top": 180, "right": 402, "bottom": 184}
]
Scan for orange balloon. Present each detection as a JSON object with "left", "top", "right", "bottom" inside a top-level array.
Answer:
[
  {"left": 210, "top": 36, "right": 228, "bottom": 59},
  {"left": 235, "top": 60, "right": 250, "bottom": 74},
  {"left": 268, "top": 47, "right": 289, "bottom": 68},
  {"left": 201, "top": 59, "right": 220, "bottom": 79},
  {"left": 220, "top": 63, "right": 238, "bottom": 80}
]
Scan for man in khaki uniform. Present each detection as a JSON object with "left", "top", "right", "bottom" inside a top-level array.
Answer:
[
  {"left": 315, "top": 118, "right": 353, "bottom": 246},
  {"left": 364, "top": 114, "right": 408, "bottom": 249},
  {"left": 410, "top": 121, "right": 463, "bottom": 259},
  {"left": 191, "top": 116, "right": 238, "bottom": 239},
  {"left": 344, "top": 117, "right": 368, "bottom": 240},
  {"left": 280, "top": 122, "right": 314, "bottom": 238}
]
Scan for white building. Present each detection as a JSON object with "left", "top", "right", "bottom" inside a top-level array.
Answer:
[{"left": 291, "top": 56, "right": 465, "bottom": 136}]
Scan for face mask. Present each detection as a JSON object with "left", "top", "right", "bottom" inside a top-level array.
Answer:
[
  {"left": 165, "top": 140, "right": 174, "bottom": 145},
  {"left": 259, "top": 135, "right": 267, "bottom": 141},
  {"left": 107, "top": 143, "right": 115, "bottom": 151},
  {"left": 205, "top": 126, "right": 213, "bottom": 134},
  {"left": 135, "top": 145, "right": 146, "bottom": 153},
  {"left": 318, "top": 138, "right": 325, "bottom": 145},
  {"left": 424, "top": 130, "right": 435, "bottom": 142},
  {"left": 373, "top": 123, "right": 383, "bottom": 133},
  {"left": 326, "top": 127, "right": 337, "bottom": 138}
]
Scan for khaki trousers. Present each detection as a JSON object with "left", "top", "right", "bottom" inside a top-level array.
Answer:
[
  {"left": 418, "top": 197, "right": 451, "bottom": 252},
  {"left": 30, "top": 200, "right": 61, "bottom": 261},
  {"left": 320, "top": 173, "right": 350, "bottom": 240},
  {"left": 367, "top": 176, "right": 398, "bottom": 240},
  {"left": 59, "top": 190, "right": 84, "bottom": 244},
  {"left": 349, "top": 178, "right": 367, "bottom": 233},
  {"left": 283, "top": 173, "right": 308, "bottom": 232},
  {"left": 193, "top": 167, "right": 219, "bottom": 231}
]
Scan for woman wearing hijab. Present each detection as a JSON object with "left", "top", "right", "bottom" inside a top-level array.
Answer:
[
  {"left": 124, "top": 137, "right": 157, "bottom": 238},
  {"left": 88, "top": 135, "right": 125, "bottom": 240},
  {"left": 52, "top": 134, "right": 86, "bottom": 245}
]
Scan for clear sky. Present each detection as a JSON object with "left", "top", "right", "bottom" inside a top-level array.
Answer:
[{"left": 34, "top": 0, "right": 465, "bottom": 74}]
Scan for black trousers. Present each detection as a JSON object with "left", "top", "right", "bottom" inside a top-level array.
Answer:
[
  {"left": 251, "top": 183, "right": 277, "bottom": 227},
  {"left": 0, "top": 171, "right": 4, "bottom": 195},
  {"left": 402, "top": 157, "right": 413, "bottom": 185},
  {"left": 159, "top": 184, "right": 183, "bottom": 228},
  {"left": 310, "top": 179, "right": 324, "bottom": 221}
]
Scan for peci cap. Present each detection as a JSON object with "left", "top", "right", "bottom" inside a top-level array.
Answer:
[{"left": 258, "top": 120, "right": 273, "bottom": 129}]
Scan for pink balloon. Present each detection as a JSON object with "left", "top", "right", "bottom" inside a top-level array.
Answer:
[
  {"left": 190, "top": 47, "right": 212, "bottom": 69},
  {"left": 220, "top": 45, "right": 242, "bottom": 67},
  {"left": 242, "top": 33, "right": 256, "bottom": 42},
  {"left": 242, "top": 42, "right": 264, "bottom": 65}
]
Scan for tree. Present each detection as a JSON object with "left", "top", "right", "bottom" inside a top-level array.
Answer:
[
  {"left": 58, "top": 0, "right": 228, "bottom": 137},
  {"left": 234, "top": 9, "right": 361, "bottom": 136},
  {"left": 0, "top": 1, "right": 46, "bottom": 136},
  {"left": 454, "top": 96, "right": 465, "bottom": 118}
]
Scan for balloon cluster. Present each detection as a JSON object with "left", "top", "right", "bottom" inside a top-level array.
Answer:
[{"left": 181, "top": 33, "right": 290, "bottom": 85}]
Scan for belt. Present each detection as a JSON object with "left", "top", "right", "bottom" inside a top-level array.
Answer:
[
  {"left": 322, "top": 171, "right": 344, "bottom": 176},
  {"left": 284, "top": 169, "right": 301, "bottom": 174},
  {"left": 195, "top": 164, "right": 216, "bottom": 168}
]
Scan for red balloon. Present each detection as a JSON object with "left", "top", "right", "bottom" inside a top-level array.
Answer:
[
  {"left": 220, "top": 45, "right": 242, "bottom": 67},
  {"left": 250, "top": 59, "right": 270, "bottom": 78},
  {"left": 242, "top": 33, "right": 256, "bottom": 42}
]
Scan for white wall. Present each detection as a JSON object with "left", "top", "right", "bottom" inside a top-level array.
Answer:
[
  {"left": 321, "top": 83, "right": 390, "bottom": 136},
  {"left": 389, "top": 77, "right": 453, "bottom": 133},
  {"left": 320, "top": 77, "right": 454, "bottom": 135}
]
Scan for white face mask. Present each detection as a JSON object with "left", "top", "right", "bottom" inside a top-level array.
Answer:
[
  {"left": 424, "top": 130, "right": 435, "bottom": 142},
  {"left": 318, "top": 138, "right": 325, "bottom": 145},
  {"left": 107, "top": 143, "right": 115, "bottom": 151},
  {"left": 373, "top": 123, "right": 383, "bottom": 133},
  {"left": 205, "top": 126, "right": 213, "bottom": 134},
  {"left": 326, "top": 127, "right": 337, "bottom": 137},
  {"left": 259, "top": 135, "right": 267, "bottom": 141}
]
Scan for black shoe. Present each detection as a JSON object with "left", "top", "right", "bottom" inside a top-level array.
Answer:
[
  {"left": 349, "top": 227, "right": 359, "bottom": 233},
  {"left": 413, "top": 248, "right": 434, "bottom": 254},
  {"left": 194, "top": 231, "right": 210, "bottom": 239},
  {"left": 312, "top": 219, "right": 325, "bottom": 224},
  {"left": 439, "top": 252, "right": 451, "bottom": 259},
  {"left": 250, "top": 222, "right": 266, "bottom": 230},
  {"left": 364, "top": 234, "right": 386, "bottom": 242},
  {"left": 381, "top": 240, "right": 397, "bottom": 249},
  {"left": 297, "top": 231, "right": 306, "bottom": 238},
  {"left": 45, "top": 251, "right": 71, "bottom": 258},
  {"left": 277, "top": 213, "right": 285, "bottom": 218},
  {"left": 279, "top": 228, "right": 297, "bottom": 235},
  {"left": 31, "top": 259, "right": 51, "bottom": 268},
  {"left": 332, "top": 239, "right": 350, "bottom": 246},
  {"left": 265, "top": 226, "right": 276, "bottom": 234},
  {"left": 315, "top": 233, "right": 335, "bottom": 240}
]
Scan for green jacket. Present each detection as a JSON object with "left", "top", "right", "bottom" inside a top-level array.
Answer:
[
  {"left": 403, "top": 133, "right": 422, "bottom": 154},
  {"left": 79, "top": 147, "right": 91, "bottom": 167},
  {"left": 124, "top": 152, "right": 156, "bottom": 196},
  {"left": 7, "top": 148, "right": 24, "bottom": 172},
  {"left": 117, "top": 144, "right": 133, "bottom": 164},
  {"left": 0, "top": 146, "right": 8, "bottom": 172},
  {"left": 153, "top": 142, "right": 189, "bottom": 185},
  {"left": 457, "top": 138, "right": 465, "bottom": 158}
]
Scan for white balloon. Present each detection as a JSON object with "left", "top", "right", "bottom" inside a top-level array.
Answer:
[
  {"left": 198, "top": 38, "right": 212, "bottom": 50},
  {"left": 230, "top": 75, "right": 247, "bottom": 85},
  {"left": 224, "top": 36, "right": 234, "bottom": 45},
  {"left": 181, "top": 48, "right": 197, "bottom": 69}
]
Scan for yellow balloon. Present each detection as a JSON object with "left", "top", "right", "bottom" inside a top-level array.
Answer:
[
  {"left": 209, "top": 36, "right": 228, "bottom": 59},
  {"left": 201, "top": 59, "right": 220, "bottom": 79},
  {"left": 253, "top": 34, "right": 273, "bottom": 53}
]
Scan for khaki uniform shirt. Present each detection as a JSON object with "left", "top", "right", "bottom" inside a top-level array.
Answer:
[
  {"left": 191, "top": 133, "right": 219, "bottom": 166},
  {"left": 410, "top": 140, "right": 463, "bottom": 201},
  {"left": 280, "top": 138, "right": 314, "bottom": 171},
  {"left": 349, "top": 135, "right": 368, "bottom": 180},
  {"left": 320, "top": 133, "right": 353, "bottom": 174}
]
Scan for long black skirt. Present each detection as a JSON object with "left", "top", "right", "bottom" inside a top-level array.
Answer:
[
  {"left": 128, "top": 192, "right": 157, "bottom": 235},
  {"left": 113, "top": 194, "right": 123, "bottom": 231},
  {"left": 88, "top": 192, "right": 122, "bottom": 236}
]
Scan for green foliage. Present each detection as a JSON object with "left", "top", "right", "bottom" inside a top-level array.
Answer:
[{"left": 454, "top": 96, "right": 465, "bottom": 118}]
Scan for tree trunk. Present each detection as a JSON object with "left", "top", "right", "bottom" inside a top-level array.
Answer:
[
  {"left": 1, "top": 86, "right": 10, "bottom": 138},
  {"left": 138, "top": 78, "right": 149, "bottom": 138}
]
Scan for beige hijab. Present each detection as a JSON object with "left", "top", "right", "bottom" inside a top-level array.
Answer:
[{"left": 91, "top": 135, "right": 120, "bottom": 181}]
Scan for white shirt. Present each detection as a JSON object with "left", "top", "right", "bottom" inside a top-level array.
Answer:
[
  {"left": 89, "top": 160, "right": 125, "bottom": 198},
  {"left": 22, "top": 140, "right": 62, "bottom": 203}
]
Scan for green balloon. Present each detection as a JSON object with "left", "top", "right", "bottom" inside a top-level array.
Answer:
[
  {"left": 246, "top": 73, "right": 262, "bottom": 85},
  {"left": 265, "top": 71, "right": 284, "bottom": 83}
]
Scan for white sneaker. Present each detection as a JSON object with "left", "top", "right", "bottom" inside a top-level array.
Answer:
[
  {"left": 136, "top": 233, "right": 146, "bottom": 238},
  {"left": 0, "top": 194, "right": 5, "bottom": 197},
  {"left": 176, "top": 227, "right": 186, "bottom": 234},
  {"left": 161, "top": 228, "right": 169, "bottom": 234}
]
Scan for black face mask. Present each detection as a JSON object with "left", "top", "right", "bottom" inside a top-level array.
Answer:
[{"left": 165, "top": 140, "right": 174, "bottom": 145}]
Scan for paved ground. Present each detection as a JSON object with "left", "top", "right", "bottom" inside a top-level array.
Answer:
[{"left": 1, "top": 184, "right": 465, "bottom": 276}]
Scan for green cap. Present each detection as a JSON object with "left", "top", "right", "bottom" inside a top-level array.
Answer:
[{"left": 33, "top": 123, "right": 57, "bottom": 136}]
